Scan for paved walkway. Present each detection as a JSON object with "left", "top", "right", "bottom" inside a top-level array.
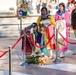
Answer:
[{"left": 0, "top": 32, "right": 76, "bottom": 75}]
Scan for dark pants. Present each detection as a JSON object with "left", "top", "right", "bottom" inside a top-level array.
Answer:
[
  {"left": 42, "top": 3, "right": 47, "bottom": 7},
  {"left": 36, "top": 4, "right": 40, "bottom": 13},
  {"left": 23, "top": 11, "right": 27, "bottom": 16}
]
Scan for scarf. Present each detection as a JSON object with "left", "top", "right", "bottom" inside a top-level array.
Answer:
[
  {"left": 41, "top": 13, "right": 50, "bottom": 20},
  {"left": 57, "top": 10, "right": 67, "bottom": 16}
]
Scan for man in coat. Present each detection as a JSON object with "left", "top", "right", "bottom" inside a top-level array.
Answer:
[{"left": 71, "top": 2, "right": 76, "bottom": 55}]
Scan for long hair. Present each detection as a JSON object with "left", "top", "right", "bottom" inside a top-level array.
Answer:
[
  {"left": 59, "top": 2, "right": 65, "bottom": 10},
  {"left": 57, "top": 3, "right": 67, "bottom": 15},
  {"left": 41, "top": 7, "right": 47, "bottom": 12}
]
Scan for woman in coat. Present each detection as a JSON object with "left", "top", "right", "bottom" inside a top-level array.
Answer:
[
  {"left": 55, "top": 3, "right": 70, "bottom": 58},
  {"left": 37, "top": 7, "right": 56, "bottom": 58}
]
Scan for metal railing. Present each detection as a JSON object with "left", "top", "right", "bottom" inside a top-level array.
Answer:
[{"left": 0, "top": 15, "right": 40, "bottom": 37}]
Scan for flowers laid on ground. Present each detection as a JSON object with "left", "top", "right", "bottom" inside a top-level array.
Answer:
[
  {"left": 25, "top": 49, "right": 41, "bottom": 64},
  {"left": 26, "top": 49, "right": 47, "bottom": 64}
]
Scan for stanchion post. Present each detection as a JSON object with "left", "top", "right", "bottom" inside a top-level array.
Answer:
[
  {"left": 20, "top": 17, "right": 22, "bottom": 31},
  {"left": 19, "top": 30, "right": 28, "bottom": 66},
  {"left": 56, "top": 29, "right": 59, "bottom": 59},
  {"left": 53, "top": 29, "right": 61, "bottom": 63},
  {"left": 9, "top": 46, "right": 12, "bottom": 75},
  {"left": 19, "top": 17, "right": 28, "bottom": 66},
  {"left": 23, "top": 30, "right": 26, "bottom": 61}
]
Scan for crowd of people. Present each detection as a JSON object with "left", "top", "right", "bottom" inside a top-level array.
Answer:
[
  {"left": 16, "top": 0, "right": 33, "bottom": 16},
  {"left": 36, "top": 0, "right": 58, "bottom": 14},
  {"left": 17, "top": 0, "right": 76, "bottom": 60}
]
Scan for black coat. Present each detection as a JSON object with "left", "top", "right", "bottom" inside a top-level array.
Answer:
[{"left": 71, "top": 8, "right": 76, "bottom": 29}]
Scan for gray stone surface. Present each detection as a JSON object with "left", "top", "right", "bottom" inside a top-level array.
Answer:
[{"left": 0, "top": 33, "right": 76, "bottom": 75}]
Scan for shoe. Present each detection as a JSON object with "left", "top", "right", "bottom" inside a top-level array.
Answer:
[
  {"left": 73, "top": 52, "right": 76, "bottom": 55},
  {"left": 60, "top": 55, "right": 65, "bottom": 58},
  {"left": 59, "top": 52, "right": 65, "bottom": 58}
]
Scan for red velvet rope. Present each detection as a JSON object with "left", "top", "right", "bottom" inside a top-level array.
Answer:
[
  {"left": 27, "top": 34, "right": 55, "bottom": 48},
  {"left": 0, "top": 50, "right": 7, "bottom": 53},
  {"left": 2, "top": 31, "right": 76, "bottom": 58},
  {"left": 0, "top": 36, "right": 22, "bottom": 58},
  {"left": 11, "top": 35, "right": 22, "bottom": 49},
  {"left": 0, "top": 51, "right": 8, "bottom": 58},
  {"left": 59, "top": 33, "right": 76, "bottom": 44}
]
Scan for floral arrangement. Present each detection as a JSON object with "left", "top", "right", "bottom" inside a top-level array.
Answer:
[{"left": 25, "top": 49, "right": 41, "bottom": 64}]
